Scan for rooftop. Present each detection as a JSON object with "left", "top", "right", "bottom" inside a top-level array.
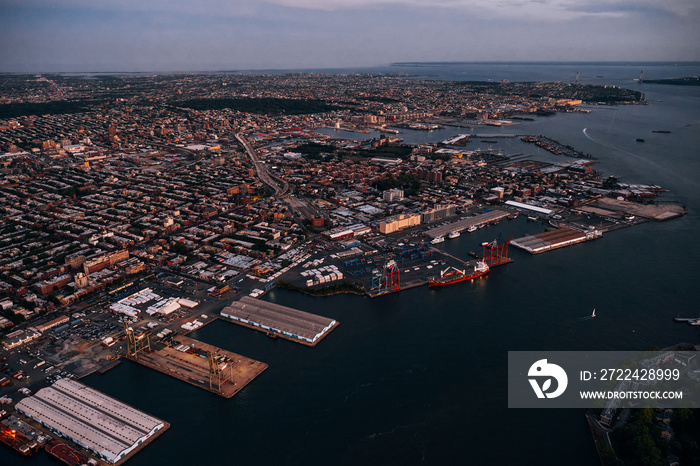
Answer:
[{"left": 15, "top": 378, "right": 165, "bottom": 464}]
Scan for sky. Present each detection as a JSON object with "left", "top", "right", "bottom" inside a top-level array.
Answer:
[{"left": 1, "top": 0, "right": 698, "bottom": 72}]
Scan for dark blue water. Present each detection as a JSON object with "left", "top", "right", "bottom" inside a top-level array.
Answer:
[{"left": 6, "top": 63, "right": 700, "bottom": 466}]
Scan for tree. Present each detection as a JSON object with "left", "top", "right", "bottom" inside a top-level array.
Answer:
[
  {"left": 603, "top": 176, "right": 619, "bottom": 189},
  {"left": 47, "top": 294, "right": 61, "bottom": 305}
]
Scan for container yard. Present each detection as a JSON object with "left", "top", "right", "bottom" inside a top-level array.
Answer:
[
  {"left": 220, "top": 296, "right": 338, "bottom": 347},
  {"left": 126, "top": 334, "right": 267, "bottom": 398},
  {"left": 510, "top": 227, "right": 602, "bottom": 254}
]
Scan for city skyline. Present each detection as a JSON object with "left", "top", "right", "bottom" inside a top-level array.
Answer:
[{"left": 2, "top": 0, "right": 699, "bottom": 72}]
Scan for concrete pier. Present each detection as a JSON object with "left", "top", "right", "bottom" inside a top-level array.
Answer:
[{"left": 127, "top": 335, "right": 267, "bottom": 398}]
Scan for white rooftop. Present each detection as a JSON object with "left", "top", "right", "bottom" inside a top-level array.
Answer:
[{"left": 16, "top": 378, "right": 164, "bottom": 464}]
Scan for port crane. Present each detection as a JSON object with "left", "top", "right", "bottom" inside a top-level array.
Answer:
[
  {"left": 481, "top": 235, "right": 513, "bottom": 267},
  {"left": 371, "top": 259, "right": 400, "bottom": 295},
  {"left": 123, "top": 321, "right": 151, "bottom": 359},
  {"left": 208, "top": 351, "right": 234, "bottom": 392}
]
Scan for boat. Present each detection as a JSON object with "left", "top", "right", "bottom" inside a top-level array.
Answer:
[
  {"left": 688, "top": 319, "right": 700, "bottom": 326},
  {"left": 448, "top": 231, "right": 461, "bottom": 239},
  {"left": 591, "top": 308, "right": 596, "bottom": 318},
  {"left": 527, "top": 216, "right": 538, "bottom": 222},
  {"left": 652, "top": 130, "right": 671, "bottom": 134},
  {"left": 674, "top": 316, "right": 700, "bottom": 322},
  {"left": 428, "top": 262, "right": 489, "bottom": 288},
  {"left": 467, "top": 225, "right": 477, "bottom": 233},
  {"left": 46, "top": 440, "right": 91, "bottom": 466},
  {"left": 431, "top": 236, "right": 445, "bottom": 244},
  {"left": 636, "top": 138, "right": 645, "bottom": 142}
]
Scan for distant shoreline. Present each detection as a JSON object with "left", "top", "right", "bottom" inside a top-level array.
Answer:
[{"left": 643, "top": 76, "right": 700, "bottom": 86}]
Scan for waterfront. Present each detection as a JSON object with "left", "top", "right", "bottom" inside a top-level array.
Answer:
[{"left": 4, "top": 63, "right": 700, "bottom": 465}]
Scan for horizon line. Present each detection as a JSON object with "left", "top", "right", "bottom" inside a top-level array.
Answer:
[{"left": 1, "top": 60, "right": 699, "bottom": 76}]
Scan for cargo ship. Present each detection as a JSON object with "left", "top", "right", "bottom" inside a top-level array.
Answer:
[
  {"left": 45, "top": 439, "right": 91, "bottom": 466},
  {"left": 428, "top": 262, "right": 489, "bottom": 288}
]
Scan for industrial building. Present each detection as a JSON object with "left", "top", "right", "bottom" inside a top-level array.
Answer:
[
  {"left": 3, "top": 328, "right": 41, "bottom": 350},
  {"left": 322, "top": 223, "right": 371, "bottom": 240},
  {"left": 504, "top": 200, "right": 554, "bottom": 216},
  {"left": 421, "top": 204, "right": 456, "bottom": 223},
  {"left": 15, "top": 379, "right": 166, "bottom": 464},
  {"left": 221, "top": 296, "right": 337, "bottom": 346},
  {"left": 383, "top": 188, "right": 404, "bottom": 202},
  {"left": 511, "top": 228, "right": 602, "bottom": 254},
  {"left": 379, "top": 213, "right": 421, "bottom": 234},
  {"left": 34, "top": 315, "right": 70, "bottom": 333}
]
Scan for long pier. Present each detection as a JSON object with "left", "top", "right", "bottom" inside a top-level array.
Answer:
[
  {"left": 424, "top": 210, "right": 510, "bottom": 238},
  {"left": 220, "top": 296, "right": 338, "bottom": 347},
  {"left": 511, "top": 227, "right": 602, "bottom": 254},
  {"left": 127, "top": 335, "right": 267, "bottom": 398}
]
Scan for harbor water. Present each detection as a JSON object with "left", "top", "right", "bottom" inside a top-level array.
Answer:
[{"left": 6, "top": 63, "right": 700, "bottom": 466}]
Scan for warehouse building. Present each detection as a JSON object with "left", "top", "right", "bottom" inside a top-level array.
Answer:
[
  {"left": 15, "top": 379, "right": 165, "bottom": 464},
  {"left": 378, "top": 213, "right": 421, "bottom": 234},
  {"left": 221, "top": 296, "right": 337, "bottom": 346},
  {"left": 421, "top": 204, "right": 456, "bottom": 223}
]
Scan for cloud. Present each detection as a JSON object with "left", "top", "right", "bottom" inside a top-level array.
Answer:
[
  {"left": 2, "top": 0, "right": 698, "bottom": 71},
  {"left": 261, "top": 0, "right": 699, "bottom": 19},
  {"left": 1, "top": 0, "right": 259, "bottom": 19},
  {"left": 5, "top": 0, "right": 698, "bottom": 23}
]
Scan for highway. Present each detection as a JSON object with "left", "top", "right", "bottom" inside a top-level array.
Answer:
[{"left": 235, "top": 133, "right": 289, "bottom": 198}]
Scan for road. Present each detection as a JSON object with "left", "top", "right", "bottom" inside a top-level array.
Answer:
[{"left": 235, "top": 133, "right": 289, "bottom": 197}]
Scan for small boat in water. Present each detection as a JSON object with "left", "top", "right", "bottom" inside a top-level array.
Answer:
[
  {"left": 467, "top": 225, "right": 477, "bottom": 232},
  {"left": 448, "top": 231, "right": 461, "bottom": 239},
  {"left": 674, "top": 316, "right": 699, "bottom": 322},
  {"left": 431, "top": 235, "right": 445, "bottom": 244},
  {"left": 591, "top": 308, "right": 596, "bottom": 318}
]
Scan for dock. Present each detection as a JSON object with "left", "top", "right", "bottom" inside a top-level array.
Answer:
[
  {"left": 96, "top": 359, "right": 121, "bottom": 374},
  {"left": 220, "top": 296, "right": 338, "bottom": 347},
  {"left": 15, "top": 378, "right": 170, "bottom": 466},
  {"left": 127, "top": 335, "right": 267, "bottom": 398},
  {"left": 424, "top": 210, "right": 510, "bottom": 239},
  {"left": 366, "top": 276, "right": 428, "bottom": 298},
  {"left": 511, "top": 227, "right": 602, "bottom": 254}
]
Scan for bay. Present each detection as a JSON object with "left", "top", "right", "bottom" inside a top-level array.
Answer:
[{"left": 6, "top": 63, "right": 699, "bottom": 466}]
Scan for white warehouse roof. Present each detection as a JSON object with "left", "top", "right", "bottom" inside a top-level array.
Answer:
[
  {"left": 504, "top": 200, "right": 554, "bottom": 215},
  {"left": 16, "top": 378, "right": 164, "bottom": 464}
]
